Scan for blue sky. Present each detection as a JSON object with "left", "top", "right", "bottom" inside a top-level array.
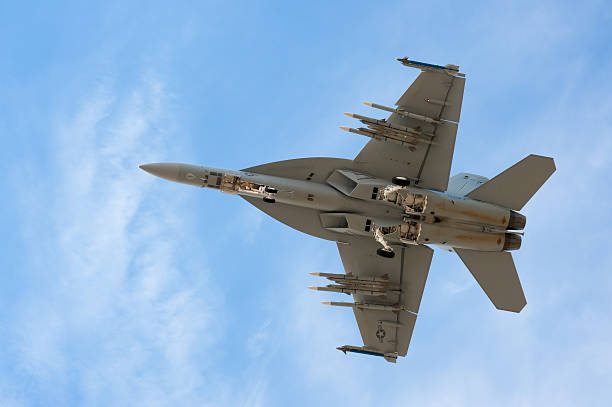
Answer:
[{"left": 1, "top": 0, "right": 612, "bottom": 405}]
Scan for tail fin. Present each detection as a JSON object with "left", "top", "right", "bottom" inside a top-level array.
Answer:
[
  {"left": 466, "top": 154, "right": 555, "bottom": 210},
  {"left": 454, "top": 249, "right": 526, "bottom": 312}
]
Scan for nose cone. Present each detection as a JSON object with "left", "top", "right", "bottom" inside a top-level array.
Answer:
[{"left": 139, "top": 163, "right": 181, "bottom": 183}]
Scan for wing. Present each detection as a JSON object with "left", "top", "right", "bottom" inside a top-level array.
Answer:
[
  {"left": 242, "top": 157, "right": 354, "bottom": 184},
  {"left": 352, "top": 60, "right": 465, "bottom": 192},
  {"left": 240, "top": 195, "right": 339, "bottom": 241},
  {"left": 328, "top": 237, "right": 433, "bottom": 362}
]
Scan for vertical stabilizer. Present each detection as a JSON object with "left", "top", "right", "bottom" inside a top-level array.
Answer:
[
  {"left": 454, "top": 249, "right": 526, "bottom": 312},
  {"left": 446, "top": 173, "right": 489, "bottom": 197}
]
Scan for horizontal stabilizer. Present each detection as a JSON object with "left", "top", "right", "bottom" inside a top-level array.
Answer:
[
  {"left": 454, "top": 249, "right": 526, "bottom": 312},
  {"left": 466, "top": 154, "right": 555, "bottom": 210}
]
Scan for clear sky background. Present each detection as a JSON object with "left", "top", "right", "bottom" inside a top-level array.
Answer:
[{"left": 1, "top": 1, "right": 611, "bottom": 405}]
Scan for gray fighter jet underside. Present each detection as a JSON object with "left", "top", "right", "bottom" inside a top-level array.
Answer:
[{"left": 140, "top": 58, "right": 556, "bottom": 363}]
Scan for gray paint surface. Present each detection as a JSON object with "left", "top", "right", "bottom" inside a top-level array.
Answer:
[
  {"left": 467, "top": 154, "right": 556, "bottom": 210},
  {"left": 455, "top": 249, "right": 526, "bottom": 312}
]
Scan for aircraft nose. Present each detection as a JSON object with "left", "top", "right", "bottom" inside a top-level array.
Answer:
[{"left": 139, "top": 162, "right": 181, "bottom": 182}]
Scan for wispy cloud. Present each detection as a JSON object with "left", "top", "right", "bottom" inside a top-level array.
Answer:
[
  {"left": 4, "top": 1, "right": 612, "bottom": 405},
  {"left": 12, "top": 75, "right": 227, "bottom": 404}
]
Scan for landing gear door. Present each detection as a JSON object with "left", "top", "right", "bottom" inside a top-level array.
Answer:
[{"left": 206, "top": 171, "right": 222, "bottom": 189}]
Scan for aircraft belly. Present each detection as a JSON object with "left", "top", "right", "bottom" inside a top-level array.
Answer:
[
  {"left": 241, "top": 195, "right": 341, "bottom": 241},
  {"left": 241, "top": 172, "right": 403, "bottom": 216},
  {"left": 240, "top": 178, "right": 403, "bottom": 241},
  {"left": 426, "top": 191, "right": 511, "bottom": 229},
  {"left": 418, "top": 223, "right": 507, "bottom": 251}
]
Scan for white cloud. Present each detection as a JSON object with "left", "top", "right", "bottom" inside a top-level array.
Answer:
[
  {"left": 241, "top": 375, "right": 268, "bottom": 407},
  {"left": 12, "top": 75, "right": 229, "bottom": 405},
  {"left": 246, "top": 319, "right": 271, "bottom": 359}
]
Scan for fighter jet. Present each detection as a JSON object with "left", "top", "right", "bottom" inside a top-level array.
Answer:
[{"left": 140, "top": 58, "right": 555, "bottom": 363}]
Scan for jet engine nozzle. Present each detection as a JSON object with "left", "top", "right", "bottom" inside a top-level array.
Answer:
[
  {"left": 507, "top": 210, "right": 526, "bottom": 230},
  {"left": 503, "top": 233, "right": 522, "bottom": 251}
]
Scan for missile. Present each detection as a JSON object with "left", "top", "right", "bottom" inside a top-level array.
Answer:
[
  {"left": 362, "top": 102, "right": 443, "bottom": 125},
  {"left": 308, "top": 286, "right": 387, "bottom": 296},
  {"left": 327, "top": 281, "right": 398, "bottom": 289},
  {"left": 339, "top": 126, "right": 377, "bottom": 138},
  {"left": 339, "top": 126, "right": 420, "bottom": 150},
  {"left": 336, "top": 345, "right": 398, "bottom": 363},
  {"left": 309, "top": 272, "right": 400, "bottom": 290},
  {"left": 308, "top": 272, "right": 401, "bottom": 296},
  {"left": 309, "top": 272, "right": 390, "bottom": 282},
  {"left": 321, "top": 301, "right": 409, "bottom": 312},
  {"left": 321, "top": 301, "right": 354, "bottom": 307},
  {"left": 396, "top": 57, "right": 460, "bottom": 73},
  {"left": 343, "top": 112, "right": 435, "bottom": 140},
  {"left": 357, "top": 303, "right": 407, "bottom": 312}
]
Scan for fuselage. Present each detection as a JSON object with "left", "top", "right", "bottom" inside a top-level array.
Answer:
[{"left": 140, "top": 162, "right": 525, "bottom": 253}]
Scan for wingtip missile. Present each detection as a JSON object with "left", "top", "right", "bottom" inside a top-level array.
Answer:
[
  {"left": 397, "top": 57, "right": 460, "bottom": 73},
  {"left": 343, "top": 112, "right": 355, "bottom": 118},
  {"left": 445, "top": 63, "right": 460, "bottom": 71},
  {"left": 362, "top": 101, "right": 373, "bottom": 107},
  {"left": 336, "top": 345, "right": 398, "bottom": 363}
]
